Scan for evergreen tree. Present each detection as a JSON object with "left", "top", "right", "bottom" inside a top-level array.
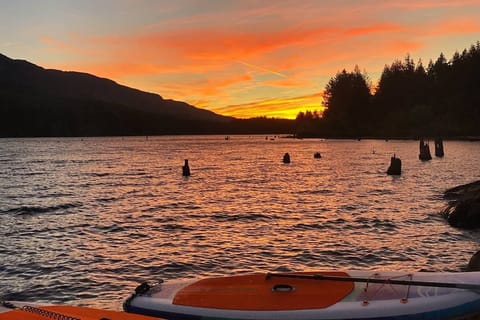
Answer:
[
  {"left": 322, "top": 66, "right": 371, "bottom": 137},
  {"left": 373, "top": 55, "right": 431, "bottom": 136}
]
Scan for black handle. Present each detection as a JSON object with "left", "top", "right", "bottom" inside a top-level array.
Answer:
[{"left": 272, "top": 284, "right": 295, "bottom": 292}]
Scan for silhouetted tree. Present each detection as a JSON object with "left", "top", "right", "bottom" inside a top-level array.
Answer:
[
  {"left": 295, "top": 109, "right": 322, "bottom": 137},
  {"left": 322, "top": 66, "right": 371, "bottom": 137},
  {"left": 371, "top": 55, "right": 433, "bottom": 136}
]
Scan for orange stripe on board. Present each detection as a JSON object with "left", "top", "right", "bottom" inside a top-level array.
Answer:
[{"left": 173, "top": 272, "right": 354, "bottom": 311}]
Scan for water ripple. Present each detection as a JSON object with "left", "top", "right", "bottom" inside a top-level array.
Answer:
[{"left": 1, "top": 202, "right": 82, "bottom": 216}]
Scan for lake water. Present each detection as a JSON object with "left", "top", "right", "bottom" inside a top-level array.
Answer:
[{"left": 1, "top": 135, "right": 480, "bottom": 309}]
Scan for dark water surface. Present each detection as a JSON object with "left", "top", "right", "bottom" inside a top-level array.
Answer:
[{"left": 1, "top": 136, "right": 480, "bottom": 309}]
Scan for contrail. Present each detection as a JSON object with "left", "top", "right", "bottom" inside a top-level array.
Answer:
[{"left": 237, "top": 60, "right": 287, "bottom": 78}]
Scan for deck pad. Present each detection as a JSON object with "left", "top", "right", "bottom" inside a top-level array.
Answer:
[
  {"left": 0, "top": 305, "right": 158, "bottom": 320},
  {"left": 173, "top": 272, "right": 354, "bottom": 310}
]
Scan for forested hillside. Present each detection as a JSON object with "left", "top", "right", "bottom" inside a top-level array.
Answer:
[{"left": 0, "top": 54, "right": 295, "bottom": 137}]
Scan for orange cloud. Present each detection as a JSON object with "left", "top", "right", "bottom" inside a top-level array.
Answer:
[
  {"left": 263, "top": 77, "right": 314, "bottom": 88},
  {"left": 49, "top": 61, "right": 165, "bottom": 78},
  {"left": 187, "top": 73, "right": 254, "bottom": 96},
  {"left": 383, "top": 40, "right": 424, "bottom": 54},
  {"left": 426, "top": 18, "right": 480, "bottom": 36},
  {"left": 345, "top": 23, "right": 404, "bottom": 37},
  {"left": 125, "top": 26, "right": 336, "bottom": 64},
  {"left": 381, "top": 0, "right": 480, "bottom": 10},
  {"left": 41, "top": 18, "right": 412, "bottom": 81}
]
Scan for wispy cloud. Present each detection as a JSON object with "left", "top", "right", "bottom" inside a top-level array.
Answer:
[{"left": 237, "top": 60, "right": 287, "bottom": 78}]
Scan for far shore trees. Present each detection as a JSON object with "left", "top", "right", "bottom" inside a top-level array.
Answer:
[{"left": 296, "top": 41, "right": 480, "bottom": 138}]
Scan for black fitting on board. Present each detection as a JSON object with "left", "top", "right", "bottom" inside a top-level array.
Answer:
[{"left": 134, "top": 282, "right": 151, "bottom": 295}]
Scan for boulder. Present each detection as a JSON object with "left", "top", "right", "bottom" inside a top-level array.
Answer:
[
  {"left": 467, "top": 251, "right": 480, "bottom": 271},
  {"left": 444, "top": 180, "right": 480, "bottom": 200},
  {"left": 441, "top": 181, "right": 480, "bottom": 229}
]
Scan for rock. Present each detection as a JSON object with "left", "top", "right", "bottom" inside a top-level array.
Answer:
[
  {"left": 467, "top": 251, "right": 480, "bottom": 271},
  {"left": 442, "top": 198, "right": 480, "bottom": 228},
  {"left": 444, "top": 180, "right": 480, "bottom": 200},
  {"left": 441, "top": 180, "right": 480, "bottom": 228}
]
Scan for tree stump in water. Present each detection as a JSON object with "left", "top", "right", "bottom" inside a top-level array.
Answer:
[
  {"left": 182, "top": 159, "right": 191, "bottom": 176},
  {"left": 387, "top": 154, "right": 401, "bottom": 175},
  {"left": 419, "top": 139, "right": 432, "bottom": 161},
  {"left": 435, "top": 138, "right": 444, "bottom": 157}
]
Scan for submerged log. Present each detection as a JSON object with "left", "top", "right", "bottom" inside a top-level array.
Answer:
[
  {"left": 386, "top": 154, "right": 401, "bottom": 175},
  {"left": 441, "top": 180, "right": 480, "bottom": 229}
]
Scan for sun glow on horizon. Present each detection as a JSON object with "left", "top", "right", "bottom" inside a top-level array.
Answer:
[{"left": 210, "top": 93, "right": 325, "bottom": 119}]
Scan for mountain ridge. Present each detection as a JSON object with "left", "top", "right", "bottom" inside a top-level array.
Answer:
[{"left": 0, "top": 53, "right": 229, "bottom": 123}]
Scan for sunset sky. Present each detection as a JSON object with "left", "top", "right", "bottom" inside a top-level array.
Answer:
[{"left": 2, "top": 0, "right": 480, "bottom": 119}]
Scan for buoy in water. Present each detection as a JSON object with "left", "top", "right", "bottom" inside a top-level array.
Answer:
[
  {"left": 283, "top": 153, "right": 291, "bottom": 164},
  {"left": 314, "top": 152, "right": 321, "bottom": 159}
]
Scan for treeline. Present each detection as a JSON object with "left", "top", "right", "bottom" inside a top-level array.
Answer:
[
  {"left": 296, "top": 42, "right": 480, "bottom": 138},
  {"left": 0, "top": 88, "right": 295, "bottom": 137}
]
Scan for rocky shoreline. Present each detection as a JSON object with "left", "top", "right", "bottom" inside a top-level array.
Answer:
[{"left": 441, "top": 180, "right": 480, "bottom": 229}]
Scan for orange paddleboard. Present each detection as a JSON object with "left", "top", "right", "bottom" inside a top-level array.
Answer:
[
  {"left": 173, "top": 271, "right": 354, "bottom": 310},
  {"left": 0, "top": 304, "right": 161, "bottom": 320}
]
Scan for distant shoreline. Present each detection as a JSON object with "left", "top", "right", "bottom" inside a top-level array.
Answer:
[
  {"left": 289, "top": 134, "right": 480, "bottom": 141},
  {"left": 2, "top": 134, "right": 480, "bottom": 141}
]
